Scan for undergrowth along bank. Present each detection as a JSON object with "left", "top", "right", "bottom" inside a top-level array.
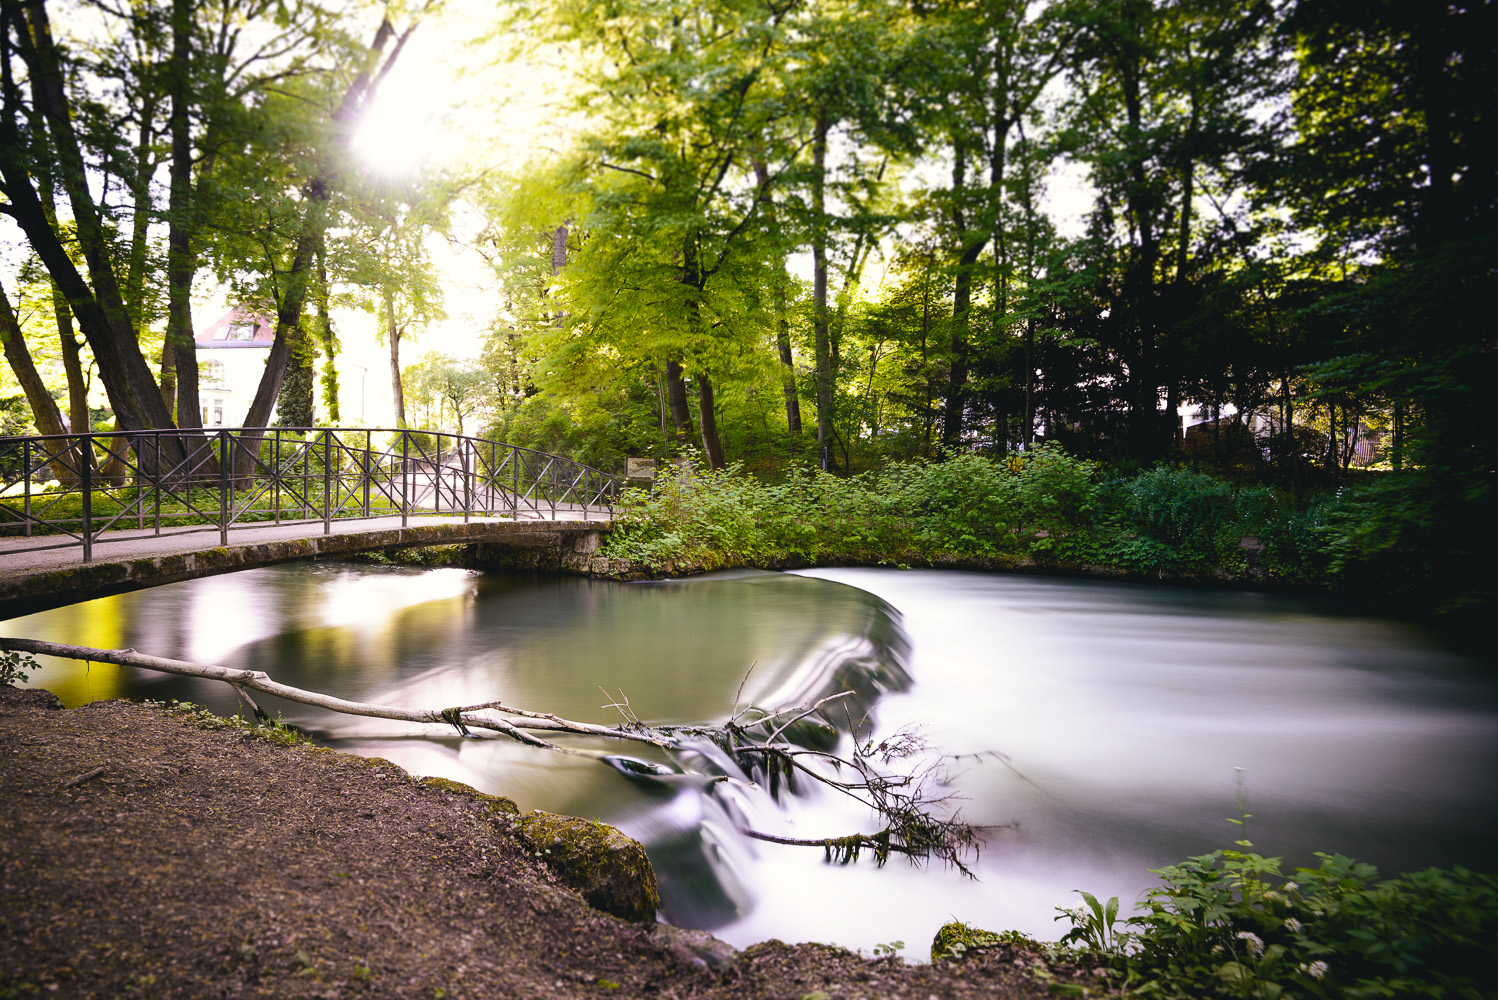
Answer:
[
  {"left": 604, "top": 445, "right": 1359, "bottom": 589},
  {"left": 1049, "top": 842, "right": 1498, "bottom": 999}
]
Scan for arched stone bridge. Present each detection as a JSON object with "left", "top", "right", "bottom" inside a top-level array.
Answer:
[{"left": 0, "top": 427, "right": 631, "bottom": 619}]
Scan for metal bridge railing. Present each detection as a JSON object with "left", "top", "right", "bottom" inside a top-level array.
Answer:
[{"left": 0, "top": 427, "right": 623, "bottom": 563}]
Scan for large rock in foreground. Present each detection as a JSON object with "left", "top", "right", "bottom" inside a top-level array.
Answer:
[{"left": 515, "top": 810, "right": 660, "bottom": 923}]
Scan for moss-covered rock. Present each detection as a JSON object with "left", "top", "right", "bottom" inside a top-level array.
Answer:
[
  {"left": 416, "top": 775, "right": 519, "bottom": 815},
  {"left": 930, "top": 921, "right": 1041, "bottom": 963},
  {"left": 515, "top": 811, "right": 660, "bottom": 923}
]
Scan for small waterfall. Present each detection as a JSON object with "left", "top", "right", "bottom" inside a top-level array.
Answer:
[{"left": 596, "top": 590, "right": 918, "bottom": 930}]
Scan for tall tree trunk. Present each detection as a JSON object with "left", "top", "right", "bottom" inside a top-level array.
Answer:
[
  {"left": 165, "top": 0, "right": 206, "bottom": 451},
  {"left": 664, "top": 359, "right": 693, "bottom": 440},
  {"left": 940, "top": 241, "right": 985, "bottom": 454},
  {"left": 775, "top": 294, "right": 801, "bottom": 438},
  {"left": 123, "top": 89, "right": 170, "bottom": 413},
  {"left": 1119, "top": 33, "right": 1162, "bottom": 461},
  {"left": 941, "top": 138, "right": 989, "bottom": 454},
  {"left": 1392, "top": 401, "right": 1404, "bottom": 472},
  {"left": 751, "top": 156, "right": 802, "bottom": 439},
  {"left": 677, "top": 233, "right": 723, "bottom": 466},
  {"left": 1023, "top": 315, "right": 1035, "bottom": 449},
  {"left": 316, "top": 249, "right": 339, "bottom": 423},
  {"left": 126, "top": 91, "right": 158, "bottom": 328},
  {"left": 810, "top": 113, "right": 835, "bottom": 470},
  {"left": 386, "top": 286, "right": 406, "bottom": 427},
  {"left": 1326, "top": 402, "right": 1338, "bottom": 471},
  {"left": 919, "top": 259, "right": 935, "bottom": 456},
  {"left": 56, "top": 299, "right": 88, "bottom": 434},
  {"left": 277, "top": 316, "right": 315, "bottom": 427},
  {"left": 697, "top": 373, "right": 725, "bottom": 470},
  {"left": 238, "top": 190, "right": 325, "bottom": 443},
  {"left": 31, "top": 84, "right": 94, "bottom": 462},
  {"left": 10, "top": 0, "right": 180, "bottom": 450}
]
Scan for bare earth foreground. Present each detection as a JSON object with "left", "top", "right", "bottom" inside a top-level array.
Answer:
[{"left": 0, "top": 686, "right": 1105, "bottom": 1000}]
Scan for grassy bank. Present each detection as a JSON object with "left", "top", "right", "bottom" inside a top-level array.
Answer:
[
  {"left": 601, "top": 447, "right": 1494, "bottom": 635},
  {"left": 603, "top": 448, "right": 1323, "bottom": 582}
]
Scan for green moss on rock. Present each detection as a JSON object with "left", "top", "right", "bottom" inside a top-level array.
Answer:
[
  {"left": 417, "top": 775, "right": 519, "bottom": 815},
  {"left": 515, "top": 810, "right": 660, "bottom": 923},
  {"left": 930, "top": 922, "right": 1041, "bottom": 964}
]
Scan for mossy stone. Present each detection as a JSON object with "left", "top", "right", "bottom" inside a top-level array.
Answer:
[
  {"left": 417, "top": 775, "right": 519, "bottom": 815},
  {"left": 515, "top": 811, "right": 660, "bottom": 923},
  {"left": 930, "top": 921, "right": 1040, "bottom": 963}
]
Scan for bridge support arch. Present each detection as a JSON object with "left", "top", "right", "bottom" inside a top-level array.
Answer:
[{"left": 0, "top": 520, "right": 619, "bottom": 621}]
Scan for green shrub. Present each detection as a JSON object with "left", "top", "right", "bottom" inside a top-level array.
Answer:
[
  {"left": 1125, "top": 467, "right": 1236, "bottom": 545},
  {"left": 1007, "top": 441, "right": 1100, "bottom": 537},
  {"left": 1255, "top": 492, "right": 1342, "bottom": 584},
  {"left": 1092, "top": 467, "right": 1246, "bottom": 575},
  {"left": 1058, "top": 845, "right": 1498, "bottom": 999},
  {"left": 879, "top": 454, "right": 1011, "bottom": 557}
]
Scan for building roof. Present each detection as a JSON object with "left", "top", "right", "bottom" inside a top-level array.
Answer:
[{"left": 195, "top": 306, "right": 276, "bottom": 349}]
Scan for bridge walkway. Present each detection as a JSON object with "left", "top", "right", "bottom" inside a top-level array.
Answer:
[{"left": 0, "top": 512, "right": 616, "bottom": 622}]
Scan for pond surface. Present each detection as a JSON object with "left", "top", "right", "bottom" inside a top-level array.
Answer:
[{"left": 11, "top": 565, "right": 1498, "bottom": 956}]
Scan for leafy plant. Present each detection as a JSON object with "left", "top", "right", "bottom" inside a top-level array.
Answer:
[
  {"left": 1056, "top": 847, "right": 1498, "bottom": 999},
  {"left": 1055, "top": 890, "right": 1122, "bottom": 954},
  {"left": 0, "top": 648, "right": 37, "bottom": 686}
]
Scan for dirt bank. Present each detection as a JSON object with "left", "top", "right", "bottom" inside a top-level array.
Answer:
[{"left": 0, "top": 686, "right": 1108, "bottom": 999}]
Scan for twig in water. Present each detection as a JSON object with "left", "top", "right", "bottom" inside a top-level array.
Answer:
[{"left": 729, "top": 660, "right": 757, "bottom": 723}]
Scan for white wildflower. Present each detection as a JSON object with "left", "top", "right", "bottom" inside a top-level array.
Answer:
[
  {"left": 1282, "top": 882, "right": 1299, "bottom": 893},
  {"left": 1235, "top": 931, "right": 1264, "bottom": 955},
  {"left": 1211, "top": 944, "right": 1224, "bottom": 956},
  {"left": 1263, "top": 890, "right": 1281, "bottom": 901},
  {"left": 1284, "top": 917, "right": 1303, "bottom": 933},
  {"left": 1299, "top": 960, "right": 1328, "bottom": 980}
]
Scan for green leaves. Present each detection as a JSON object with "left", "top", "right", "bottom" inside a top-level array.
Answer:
[
  {"left": 1055, "top": 846, "right": 1498, "bottom": 1000},
  {"left": 1056, "top": 890, "right": 1123, "bottom": 954}
]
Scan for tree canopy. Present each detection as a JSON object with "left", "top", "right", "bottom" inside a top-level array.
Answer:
[{"left": 2, "top": 0, "right": 1491, "bottom": 503}]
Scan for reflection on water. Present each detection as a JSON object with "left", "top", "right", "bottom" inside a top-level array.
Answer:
[{"left": 10, "top": 564, "right": 1497, "bottom": 956}]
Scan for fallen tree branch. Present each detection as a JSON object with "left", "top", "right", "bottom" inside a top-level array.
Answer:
[
  {"left": 0, "top": 636, "right": 674, "bottom": 753},
  {"left": 2, "top": 635, "right": 989, "bottom": 873}
]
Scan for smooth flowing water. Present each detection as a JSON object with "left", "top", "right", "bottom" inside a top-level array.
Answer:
[{"left": 11, "top": 565, "right": 1498, "bottom": 956}]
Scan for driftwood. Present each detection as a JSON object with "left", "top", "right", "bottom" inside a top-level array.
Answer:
[
  {"left": 0, "top": 635, "right": 986, "bottom": 872},
  {"left": 0, "top": 636, "right": 672, "bottom": 754}
]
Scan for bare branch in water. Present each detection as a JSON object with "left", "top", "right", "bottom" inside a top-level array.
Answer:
[{"left": 1, "top": 636, "right": 992, "bottom": 873}]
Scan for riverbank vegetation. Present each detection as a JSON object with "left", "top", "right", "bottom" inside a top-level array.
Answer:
[
  {"left": 1050, "top": 845, "right": 1498, "bottom": 999},
  {"left": 603, "top": 445, "right": 1489, "bottom": 630}
]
